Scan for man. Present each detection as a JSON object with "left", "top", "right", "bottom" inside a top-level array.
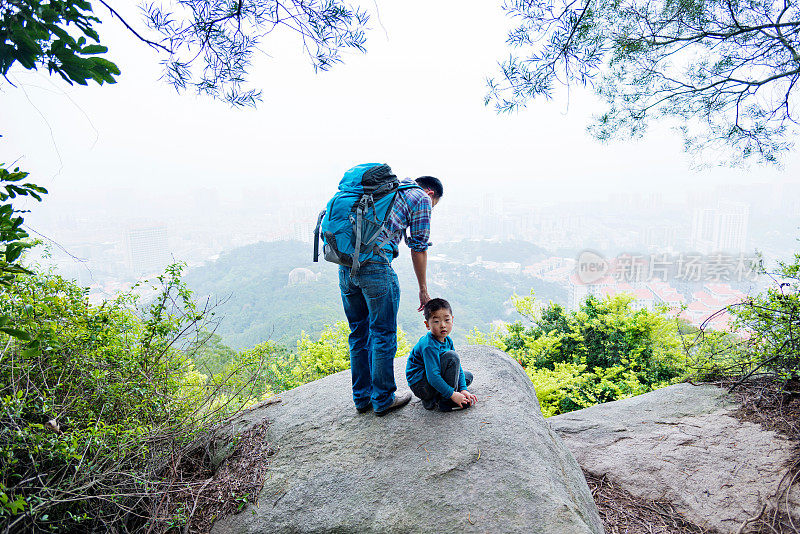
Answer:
[{"left": 338, "top": 170, "right": 443, "bottom": 416}]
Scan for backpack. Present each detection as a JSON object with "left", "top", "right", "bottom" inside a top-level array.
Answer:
[{"left": 313, "top": 163, "right": 420, "bottom": 276}]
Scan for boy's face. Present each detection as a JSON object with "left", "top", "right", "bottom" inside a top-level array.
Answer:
[{"left": 425, "top": 308, "right": 454, "bottom": 340}]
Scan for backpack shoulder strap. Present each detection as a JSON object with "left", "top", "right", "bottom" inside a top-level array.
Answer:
[
  {"left": 351, "top": 197, "right": 366, "bottom": 276},
  {"left": 397, "top": 181, "right": 422, "bottom": 191},
  {"left": 313, "top": 210, "right": 326, "bottom": 262},
  {"left": 370, "top": 185, "right": 414, "bottom": 255}
]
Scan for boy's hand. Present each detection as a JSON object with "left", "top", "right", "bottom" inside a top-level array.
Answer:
[
  {"left": 450, "top": 391, "right": 468, "bottom": 408},
  {"left": 462, "top": 391, "right": 478, "bottom": 406}
]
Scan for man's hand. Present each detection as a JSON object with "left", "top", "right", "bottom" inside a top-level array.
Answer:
[
  {"left": 450, "top": 390, "right": 469, "bottom": 408},
  {"left": 418, "top": 288, "right": 431, "bottom": 312},
  {"left": 411, "top": 250, "right": 429, "bottom": 311}
]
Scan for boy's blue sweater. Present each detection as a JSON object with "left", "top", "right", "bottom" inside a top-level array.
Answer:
[{"left": 405, "top": 332, "right": 467, "bottom": 398}]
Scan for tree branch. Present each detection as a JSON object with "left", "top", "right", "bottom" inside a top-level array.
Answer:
[{"left": 96, "top": 0, "right": 172, "bottom": 53}]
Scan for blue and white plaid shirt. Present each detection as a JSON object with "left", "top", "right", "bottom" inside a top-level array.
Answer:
[{"left": 381, "top": 179, "right": 432, "bottom": 253}]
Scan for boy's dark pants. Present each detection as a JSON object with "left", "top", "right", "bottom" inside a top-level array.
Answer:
[{"left": 409, "top": 350, "right": 473, "bottom": 410}]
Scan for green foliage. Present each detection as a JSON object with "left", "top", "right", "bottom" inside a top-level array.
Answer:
[
  {"left": 733, "top": 254, "right": 800, "bottom": 379},
  {"left": 189, "top": 321, "right": 412, "bottom": 402},
  {"left": 680, "top": 326, "right": 748, "bottom": 382},
  {"left": 294, "top": 321, "right": 355, "bottom": 385},
  {"left": 187, "top": 332, "right": 293, "bottom": 408},
  {"left": 187, "top": 331, "right": 239, "bottom": 376},
  {"left": 472, "top": 292, "right": 686, "bottom": 416},
  {"left": 0, "top": 164, "right": 47, "bottom": 348},
  {"left": 236, "top": 321, "right": 412, "bottom": 393},
  {"left": 686, "top": 251, "right": 800, "bottom": 386},
  {"left": 2, "top": 0, "right": 371, "bottom": 107},
  {"left": 0, "top": 164, "right": 46, "bottom": 283},
  {"left": 235, "top": 340, "right": 300, "bottom": 396},
  {"left": 0, "top": 263, "right": 267, "bottom": 532},
  {"left": 185, "top": 241, "right": 345, "bottom": 348},
  {"left": 0, "top": 0, "right": 119, "bottom": 85}
]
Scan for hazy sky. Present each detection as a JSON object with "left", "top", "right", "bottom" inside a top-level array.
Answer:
[{"left": 2, "top": 0, "right": 799, "bottom": 219}]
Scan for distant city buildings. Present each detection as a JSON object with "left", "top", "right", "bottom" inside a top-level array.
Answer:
[
  {"left": 562, "top": 270, "right": 748, "bottom": 331},
  {"left": 523, "top": 257, "right": 575, "bottom": 283},
  {"left": 691, "top": 200, "right": 749, "bottom": 253},
  {"left": 470, "top": 256, "right": 522, "bottom": 274},
  {"left": 644, "top": 225, "right": 677, "bottom": 252},
  {"left": 28, "top": 178, "right": 793, "bottom": 319},
  {"left": 293, "top": 220, "right": 314, "bottom": 243},
  {"left": 125, "top": 225, "right": 172, "bottom": 275}
]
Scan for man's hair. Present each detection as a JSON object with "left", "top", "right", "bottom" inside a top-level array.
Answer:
[
  {"left": 424, "top": 298, "right": 453, "bottom": 320},
  {"left": 415, "top": 176, "right": 443, "bottom": 199}
]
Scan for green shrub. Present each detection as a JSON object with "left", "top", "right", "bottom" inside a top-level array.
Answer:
[
  {"left": 469, "top": 292, "right": 687, "bottom": 416},
  {"left": 232, "top": 321, "right": 412, "bottom": 393},
  {"left": 0, "top": 264, "right": 267, "bottom": 532},
  {"left": 684, "top": 252, "right": 800, "bottom": 388}
]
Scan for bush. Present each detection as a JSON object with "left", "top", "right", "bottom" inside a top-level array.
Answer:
[
  {"left": 469, "top": 292, "right": 687, "bottom": 416},
  {"left": 0, "top": 264, "right": 267, "bottom": 533},
  {"left": 232, "top": 321, "right": 413, "bottom": 394},
  {"left": 685, "top": 252, "right": 800, "bottom": 388}
]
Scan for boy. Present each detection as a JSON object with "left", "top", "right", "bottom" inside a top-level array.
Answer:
[{"left": 406, "top": 298, "right": 478, "bottom": 412}]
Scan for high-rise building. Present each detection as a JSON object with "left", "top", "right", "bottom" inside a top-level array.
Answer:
[
  {"left": 690, "top": 200, "right": 749, "bottom": 253},
  {"left": 293, "top": 220, "right": 314, "bottom": 243},
  {"left": 644, "top": 225, "right": 677, "bottom": 251},
  {"left": 125, "top": 225, "right": 171, "bottom": 275},
  {"left": 716, "top": 200, "right": 749, "bottom": 251}
]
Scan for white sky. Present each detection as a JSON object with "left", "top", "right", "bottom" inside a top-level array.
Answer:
[{"left": 1, "top": 0, "right": 799, "bottom": 217}]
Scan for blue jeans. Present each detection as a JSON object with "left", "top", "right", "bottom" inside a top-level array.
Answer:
[{"left": 339, "top": 263, "right": 400, "bottom": 412}]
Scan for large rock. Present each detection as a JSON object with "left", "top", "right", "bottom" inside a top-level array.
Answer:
[
  {"left": 212, "top": 346, "right": 603, "bottom": 534},
  {"left": 549, "top": 383, "right": 799, "bottom": 533}
]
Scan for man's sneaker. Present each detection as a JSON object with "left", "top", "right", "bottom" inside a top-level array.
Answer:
[
  {"left": 356, "top": 403, "right": 372, "bottom": 414},
  {"left": 375, "top": 391, "right": 412, "bottom": 417}
]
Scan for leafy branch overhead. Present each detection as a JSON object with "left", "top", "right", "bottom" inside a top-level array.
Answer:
[
  {"left": 141, "top": 0, "right": 370, "bottom": 107},
  {"left": 0, "top": 0, "right": 120, "bottom": 85},
  {"left": 2, "top": 0, "right": 368, "bottom": 106},
  {"left": 486, "top": 0, "right": 800, "bottom": 165}
]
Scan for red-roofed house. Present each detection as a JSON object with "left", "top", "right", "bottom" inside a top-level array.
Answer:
[
  {"left": 704, "top": 283, "right": 736, "bottom": 299},
  {"left": 647, "top": 281, "right": 685, "bottom": 309},
  {"left": 682, "top": 300, "right": 715, "bottom": 325}
]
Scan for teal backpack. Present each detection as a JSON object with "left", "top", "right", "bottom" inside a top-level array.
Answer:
[{"left": 314, "top": 163, "right": 420, "bottom": 276}]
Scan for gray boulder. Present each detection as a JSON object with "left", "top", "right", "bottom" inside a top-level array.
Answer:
[
  {"left": 212, "top": 345, "right": 603, "bottom": 534},
  {"left": 549, "top": 383, "right": 799, "bottom": 533}
]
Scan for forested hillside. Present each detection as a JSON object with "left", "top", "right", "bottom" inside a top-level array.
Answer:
[{"left": 185, "top": 240, "right": 565, "bottom": 348}]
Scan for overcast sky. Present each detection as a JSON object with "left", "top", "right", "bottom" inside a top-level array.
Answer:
[{"left": 2, "top": 0, "right": 799, "bottom": 219}]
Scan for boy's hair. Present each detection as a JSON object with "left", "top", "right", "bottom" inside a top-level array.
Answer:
[
  {"left": 415, "top": 176, "right": 443, "bottom": 199},
  {"left": 424, "top": 298, "right": 453, "bottom": 320}
]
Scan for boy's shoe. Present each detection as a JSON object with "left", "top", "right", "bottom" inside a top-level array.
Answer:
[
  {"left": 356, "top": 403, "right": 372, "bottom": 414},
  {"left": 375, "top": 391, "right": 412, "bottom": 417},
  {"left": 438, "top": 399, "right": 467, "bottom": 412},
  {"left": 421, "top": 398, "right": 437, "bottom": 411}
]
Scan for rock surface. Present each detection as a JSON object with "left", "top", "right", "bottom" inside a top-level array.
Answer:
[
  {"left": 212, "top": 346, "right": 603, "bottom": 534},
  {"left": 549, "top": 383, "right": 799, "bottom": 533}
]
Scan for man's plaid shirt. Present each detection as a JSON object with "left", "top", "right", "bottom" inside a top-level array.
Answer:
[{"left": 381, "top": 179, "right": 431, "bottom": 254}]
